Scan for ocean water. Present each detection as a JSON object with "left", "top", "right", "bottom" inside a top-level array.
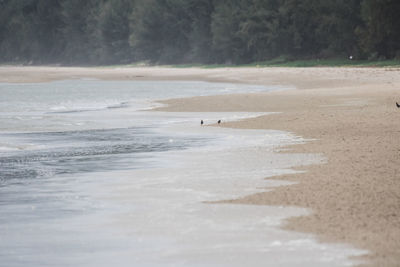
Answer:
[{"left": 0, "top": 79, "right": 365, "bottom": 266}]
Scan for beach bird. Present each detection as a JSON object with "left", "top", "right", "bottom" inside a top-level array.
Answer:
[
  {"left": 201, "top": 120, "right": 204, "bottom": 125},
  {"left": 396, "top": 102, "right": 400, "bottom": 108},
  {"left": 218, "top": 120, "right": 221, "bottom": 124}
]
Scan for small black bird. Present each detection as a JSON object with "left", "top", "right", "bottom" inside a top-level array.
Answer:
[
  {"left": 396, "top": 102, "right": 400, "bottom": 108},
  {"left": 201, "top": 120, "right": 204, "bottom": 125},
  {"left": 217, "top": 120, "right": 221, "bottom": 124}
]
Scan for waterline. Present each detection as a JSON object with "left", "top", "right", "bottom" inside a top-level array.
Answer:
[{"left": 0, "top": 80, "right": 366, "bottom": 266}]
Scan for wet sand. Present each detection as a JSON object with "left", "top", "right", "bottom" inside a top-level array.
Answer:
[{"left": 1, "top": 66, "right": 399, "bottom": 266}]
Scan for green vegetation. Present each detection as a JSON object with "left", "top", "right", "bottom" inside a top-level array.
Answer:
[
  {"left": 251, "top": 59, "right": 400, "bottom": 67},
  {"left": 170, "top": 59, "right": 400, "bottom": 68},
  {"left": 0, "top": 0, "right": 399, "bottom": 65}
]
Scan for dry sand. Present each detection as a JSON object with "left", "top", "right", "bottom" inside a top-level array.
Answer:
[{"left": 1, "top": 66, "right": 399, "bottom": 266}]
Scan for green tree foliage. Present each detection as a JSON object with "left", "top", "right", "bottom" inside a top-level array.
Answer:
[
  {"left": 130, "top": 0, "right": 192, "bottom": 63},
  {"left": 60, "top": 0, "right": 102, "bottom": 64},
  {"left": 358, "top": 0, "right": 400, "bottom": 59},
  {"left": 0, "top": 0, "right": 64, "bottom": 63},
  {"left": 237, "top": 0, "right": 281, "bottom": 61},
  {"left": 314, "top": 0, "right": 362, "bottom": 58},
  {"left": 98, "top": 0, "right": 133, "bottom": 64},
  {"left": 210, "top": 0, "right": 248, "bottom": 63},
  {"left": 185, "top": 0, "right": 214, "bottom": 63},
  {"left": 0, "top": 0, "right": 399, "bottom": 64}
]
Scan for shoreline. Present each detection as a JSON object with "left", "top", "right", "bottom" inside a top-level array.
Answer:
[
  {"left": 154, "top": 68, "right": 400, "bottom": 267},
  {"left": 1, "top": 66, "right": 400, "bottom": 266}
]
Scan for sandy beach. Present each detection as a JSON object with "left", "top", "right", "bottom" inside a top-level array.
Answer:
[{"left": 1, "top": 66, "right": 399, "bottom": 266}]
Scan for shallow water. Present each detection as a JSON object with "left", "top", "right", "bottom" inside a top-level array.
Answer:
[{"left": 0, "top": 80, "right": 365, "bottom": 266}]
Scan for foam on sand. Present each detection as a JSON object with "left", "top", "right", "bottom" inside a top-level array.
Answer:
[{"left": 90, "top": 112, "right": 367, "bottom": 267}]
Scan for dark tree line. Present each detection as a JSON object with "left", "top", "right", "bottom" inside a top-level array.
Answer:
[{"left": 0, "top": 0, "right": 399, "bottom": 65}]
